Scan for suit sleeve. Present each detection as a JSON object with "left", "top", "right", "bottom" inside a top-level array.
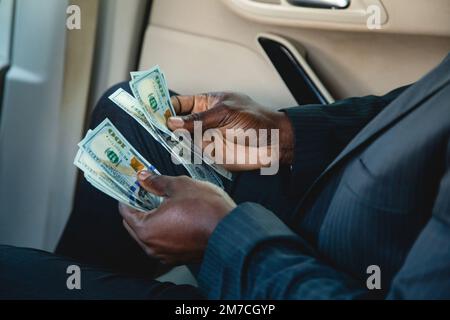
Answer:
[
  {"left": 282, "top": 85, "right": 409, "bottom": 195},
  {"left": 387, "top": 139, "right": 450, "bottom": 299},
  {"left": 198, "top": 139, "right": 450, "bottom": 300},
  {"left": 198, "top": 202, "right": 369, "bottom": 299}
]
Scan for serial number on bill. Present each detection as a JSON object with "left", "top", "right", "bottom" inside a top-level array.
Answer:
[{"left": 175, "top": 304, "right": 276, "bottom": 317}]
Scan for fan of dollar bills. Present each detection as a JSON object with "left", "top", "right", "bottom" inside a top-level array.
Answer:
[{"left": 74, "top": 66, "right": 231, "bottom": 212}]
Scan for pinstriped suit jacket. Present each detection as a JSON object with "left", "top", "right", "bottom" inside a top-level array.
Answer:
[{"left": 198, "top": 54, "right": 450, "bottom": 299}]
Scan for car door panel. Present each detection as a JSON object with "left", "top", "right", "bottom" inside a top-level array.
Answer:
[{"left": 140, "top": 0, "right": 450, "bottom": 103}]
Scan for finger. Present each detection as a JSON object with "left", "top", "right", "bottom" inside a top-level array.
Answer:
[
  {"left": 122, "top": 220, "right": 156, "bottom": 256},
  {"left": 137, "top": 171, "right": 176, "bottom": 197},
  {"left": 168, "top": 107, "right": 228, "bottom": 133},
  {"left": 170, "top": 95, "right": 209, "bottom": 115},
  {"left": 204, "top": 139, "right": 272, "bottom": 172},
  {"left": 168, "top": 93, "right": 228, "bottom": 131},
  {"left": 118, "top": 203, "right": 146, "bottom": 229}
]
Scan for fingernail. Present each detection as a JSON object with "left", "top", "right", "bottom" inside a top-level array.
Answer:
[
  {"left": 138, "top": 170, "right": 151, "bottom": 180},
  {"left": 168, "top": 117, "right": 184, "bottom": 127}
]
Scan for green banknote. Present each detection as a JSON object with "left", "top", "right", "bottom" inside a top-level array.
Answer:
[
  {"left": 109, "top": 88, "right": 225, "bottom": 188},
  {"left": 129, "top": 65, "right": 175, "bottom": 131},
  {"left": 78, "top": 118, "right": 162, "bottom": 210},
  {"left": 128, "top": 66, "right": 232, "bottom": 181},
  {"left": 74, "top": 149, "right": 146, "bottom": 211},
  {"left": 75, "top": 66, "right": 232, "bottom": 212}
]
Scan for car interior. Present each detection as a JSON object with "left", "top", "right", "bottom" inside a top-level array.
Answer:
[{"left": 0, "top": 0, "right": 449, "bottom": 286}]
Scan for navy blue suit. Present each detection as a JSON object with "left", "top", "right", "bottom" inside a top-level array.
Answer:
[
  {"left": 1, "top": 55, "right": 449, "bottom": 299},
  {"left": 199, "top": 54, "right": 450, "bottom": 299}
]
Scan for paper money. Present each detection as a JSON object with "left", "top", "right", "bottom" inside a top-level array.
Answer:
[
  {"left": 129, "top": 66, "right": 175, "bottom": 130},
  {"left": 74, "top": 66, "right": 232, "bottom": 212},
  {"left": 108, "top": 88, "right": 224, "bottom": 188},
  {"left": 78, "top": 118, "right": 163, "bottom": 210},
  {"left": 74, "top": 149, "right": 147, "bottom": 211},
  {"left": 128, "top": 67, "right": 232, "bottom": 181}
]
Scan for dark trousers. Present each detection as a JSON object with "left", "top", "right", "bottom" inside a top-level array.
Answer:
[{"left": 0, "top": 83, "right": 299, "bottom": 299}]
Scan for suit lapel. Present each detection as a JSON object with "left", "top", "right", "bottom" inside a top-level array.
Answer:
[{"left": 297, "top": 55, "right": 450, "bottom": 209}]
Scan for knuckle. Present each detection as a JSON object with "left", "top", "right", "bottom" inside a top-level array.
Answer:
[
  {"left": 198, "top": 93, "right": 208, "bottom": 101},
  {"left": 165, "top": 176, "right": 175, "bottom": 187},
  {"left": 190, "top": 113, "right": 202, "bottom": 122},
  {"left": 148, "top": 175, "right": 160, "bottom": 184},
  {"left": 218, "top": 103, "right": 231, "bottom": 113},
  {"left": 141, "top": 231, "right": 153, "bottom": 244},
  {"left": 176, "top": 175, "right": 192, "bottom": 187},
  {"left": 149, "top": 175, "right": 164, "bottom": 188},
  {"left": 135, "top": 223, "right": 150, "bottom": 238},
  {"left": 179, "top": 175, "right": 191, "bottom": 182},
  {"left": 140, "top": 177, "right": 153, "bottom": 189}
]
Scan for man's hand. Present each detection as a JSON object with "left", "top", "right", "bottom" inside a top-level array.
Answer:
[
  {"left": 119, "top": 171, "right": 236, "bottom": 265},
  {"left": 168, "top": 92, "right": 295, "bottom": 171}
]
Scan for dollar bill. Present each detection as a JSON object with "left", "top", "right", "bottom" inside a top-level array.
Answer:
[
  {"left": 131, "top": 68, "right": 176, "bottom": 115},
  {"left": 78, "top": 118, "right": 163, "bottom": 210},
  {"left": 129, "top": 66, "right": 175, "bottom": 131},
  {"left": 108, "top": 88, "right": 224, "bottom": 188},
  {"left": 74, "top": 66, "right": 233, "bottom": 212},
  {"left": 128, "top": 67, "right": 232, "bottom": 181},
  {"left": 108, "top": 87, "right": 154, "bottom": 132},
  {"left": 74, "top": 149, "right": 147, "bottom": 211},
  {"left": 130, "top": 70, "right": 146, "bottom": 80}
]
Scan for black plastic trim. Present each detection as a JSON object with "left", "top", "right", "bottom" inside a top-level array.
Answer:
[
  {"left": 258, "top": 37, "right": 329, "bottom": 105},
  {"left": 0, "top": 65, "right": 10, "bottom": 120},
  {"left": 287, "top": 0, "right": 350, "bottom": 9}
]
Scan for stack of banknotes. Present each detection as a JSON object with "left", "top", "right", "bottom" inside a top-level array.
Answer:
[{"left": 74, "top": 66, "right": 231, "bottom": 212}]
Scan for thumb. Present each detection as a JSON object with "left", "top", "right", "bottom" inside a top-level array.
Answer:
[
  {"left": 167, "top": 108, "right": 226, "bottom": 133},
  {"left": 137, "top": 171, "right": 175, "bottom": 197}
]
